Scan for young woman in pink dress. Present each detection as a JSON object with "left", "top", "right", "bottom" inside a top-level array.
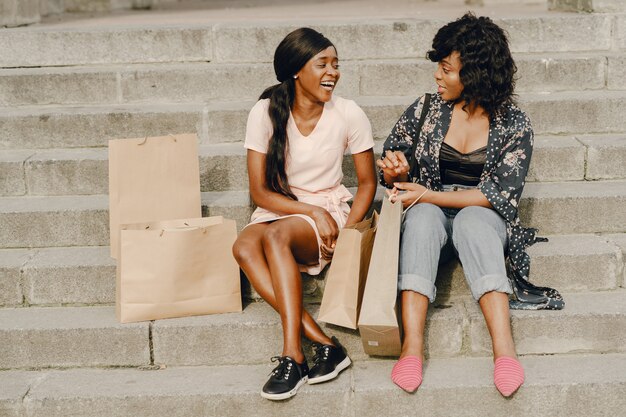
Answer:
[{"left": 232, "top": 27, "right": 377, "bottom": 401}]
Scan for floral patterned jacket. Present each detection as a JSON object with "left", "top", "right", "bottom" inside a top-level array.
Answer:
[{"left": 381, "top": 93, "right": 537, "bottom": 283}]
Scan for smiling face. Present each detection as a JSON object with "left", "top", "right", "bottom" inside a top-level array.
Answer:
[
  {"left": 294, "top": 46, "right": 340, "bottom": 104},
  {"left": 434, "top": 51, "right": 463, "bottom": 101}
]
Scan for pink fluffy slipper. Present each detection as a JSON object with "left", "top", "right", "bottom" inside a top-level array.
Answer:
[
  {"left": 391, "top": 356, "right": 423, "bottom": 393},
  {"left": 494, "top": 356, "right": 524, "bottom": 397}
]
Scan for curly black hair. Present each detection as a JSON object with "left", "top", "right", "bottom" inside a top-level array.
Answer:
[{"left": 427, "top": 13, "right": 517, "bottom": 118}]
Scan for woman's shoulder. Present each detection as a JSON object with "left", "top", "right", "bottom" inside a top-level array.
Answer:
[
  {"left": 492, "top": 103, "right": 533, "bottom": 143},
  {"left": 329, "top": 96, "right": 369, "bottom": 122},
  {"left": 412, "top": 92, "right": 446, "bottom": 113},
  {"left": 250, "top": 98, "right": 270, "bottom": 113},
  {"left": 330, "top": 95, "right": 362, "bottom": 114},
  {"left": 247, "top": 98, "right": 272, "bottom": 125},
  {"left": 500, "top": 103, "right": 532, "bottom": 131}
]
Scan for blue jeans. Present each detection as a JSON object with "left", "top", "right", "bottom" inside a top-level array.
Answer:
[{"left": 398, "top": 186, "right": 512, "bottom": 302}]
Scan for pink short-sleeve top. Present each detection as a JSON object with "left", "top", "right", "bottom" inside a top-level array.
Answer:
[{"left": 244, "top": 96, "right": 374, "bottom": 192}]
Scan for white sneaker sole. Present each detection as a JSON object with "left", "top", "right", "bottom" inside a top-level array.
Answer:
[
  {"left": 260, "top": 376, "right": 308, "bottom": 401},
  {"left": 308, "top": 356, "right": 352, "bottom": 385}
]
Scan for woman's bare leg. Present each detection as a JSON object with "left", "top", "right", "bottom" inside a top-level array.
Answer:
[
  {"left": 479, "top": 291, "right": 517, "bottom": 359},
  {"left": 232, "top": 220, "right": 333, "bottom": 359},
  {"left": 399, "top": 290, "right": 429, "bottom": 360},
  {"left": 261, "top": 217, "right": 332, "bottom": 361}
]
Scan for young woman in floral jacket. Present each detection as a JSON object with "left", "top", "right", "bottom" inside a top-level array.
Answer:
[{"left": 377, "top": 13, "right": 562, "bottom": 397}]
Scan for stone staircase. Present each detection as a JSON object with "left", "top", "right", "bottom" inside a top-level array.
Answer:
[{"left": 1, "top": 1, "right": 625, "bottom": 416}]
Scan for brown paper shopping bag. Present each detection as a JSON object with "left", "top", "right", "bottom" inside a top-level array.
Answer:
[
  {"left": 109, "top": 133, "right": 202, "bottom": 258},
  {"left": 116, "top": 216, "right": 242, "bottom": 323},
  {"left": 357, "top": 197, "right": 403, "bottom": 356},
  {"left": 318, "top": 213, "right": 378, "bottom": 329}
]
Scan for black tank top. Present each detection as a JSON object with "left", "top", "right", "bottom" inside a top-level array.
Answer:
[{"left": 439, "top": 142, "right": 486, "bottom": 186}]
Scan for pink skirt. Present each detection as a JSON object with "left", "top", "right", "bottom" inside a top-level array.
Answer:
[{"left": 247, "top": 184, "right": 352, "bottom": 275}]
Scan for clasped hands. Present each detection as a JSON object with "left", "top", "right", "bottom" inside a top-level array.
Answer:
[
  {"left": 313, "top": 150, "right": 428, "bottom": 261},
  {"left": 376, "top": 150, "right": 428, "bottom": 209}
]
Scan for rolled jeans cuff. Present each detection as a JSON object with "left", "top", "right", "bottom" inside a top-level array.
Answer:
[
  {"left": 398, "top": 273, "right": 437, "bottom": 303},
  {"left": 471, "top": 274, "right": 512, "bottom": 301}
]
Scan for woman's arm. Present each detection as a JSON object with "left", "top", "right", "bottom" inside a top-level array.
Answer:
[
  {"left": 248, "top": 149, "right": 316, "bottom": 216},
  {"left": 478, "top": 119, "right": 534, "bottom": 223},
  {"left": 378, "top": 96, "right": 425, "bottom": 188},
  {"left": 391, "top": 182, "right": 492, "bottom": 209},
  {"left": 345, "top": 149, "right": 377, "bottom": 226}
]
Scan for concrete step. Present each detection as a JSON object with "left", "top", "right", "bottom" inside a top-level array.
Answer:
[
  {"left": 4, "top": 135, "right": 625, "bottom": 196},
  {"left": 0, "top": 305, "right": 150, "bottom": 369},
  {"left": 1, "top": 13, "right": 618, "bottom": 68},
  {"left": 153, "top": 291, "right": 626, "bottom": 366},
  {"left": 57, "top": 0, "right": 288, "bottom": 14},
  {"left": 0, "top": 194, "right": 110, "bottom": 248},
  {"left": 0, "top": 290, "right": 625, "bottom": 369},
  {"left": 1, "top": 180, "right": 624, "bottom": 248},
  {"left": 47, "top": 0, "right": 549, "bottom": 14},
  {"left": 608, "top": 55, "right": 626, "bottom": 90},
  {"left": 0, "top": 103, "right": 205, "bottom": 151},
  {"left": 0, "top": 246, "right": 115, "bottom": 307},
  {"left": 61, "top": 0, "right": 155, "bottom": 13},
  {"left": 518, "top": 180, "right": 626, "bottom": 234},
  {"left": 441, "top": 233, "right": 625, "bottom": 299},
  {"left": 0, "top": 25, "right": 213, "bottom": 68},
  {"left": 0, "top": 53, "right": 615, "bottom": 107},
  {"left": 2, "top": 352, "right": 625, "bottom": 417},
  {"left": 578, "top": 135, "right": 626, "bottom": 180},
  {"left": 0, "top": 143, "right": 246, "bottom": 196},
  {"left": 1, "top": 232, "right": 623, "bottom": 307},
  {"left": 1, "top": 91, "right": 626, "bottom": 150},
  {"left": 39, "top": 0, "right": 64, "bottom": 16},
  {"left": 0, "top": 0, "right": 40, "bottom": 28},
  {"left": 550, "top": 0, "right": 626, "bottom": 12}
]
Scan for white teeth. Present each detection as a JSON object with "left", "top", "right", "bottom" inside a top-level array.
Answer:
[{"left": 321, "top": 81, "right": 335, "bottom": 87}]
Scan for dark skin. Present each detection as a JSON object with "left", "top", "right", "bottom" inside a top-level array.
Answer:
[
  {"left": 235, "top": 149, "right": 375, "bottom": 362},
  {"left": 376, "top": 51, "right": 516, "bottom": 363},
  {"left": 233, "top": 46, "right": 377, "bottom": 362}
]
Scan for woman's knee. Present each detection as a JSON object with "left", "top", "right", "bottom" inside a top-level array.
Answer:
[
  {"left": 452, "top": 206, "right": 503, "bottom": 244},
  {"left": 232, "top": 236, "right": 260, "bottom": 266},
  {"left": 261, "top": 223, "right": 291, "bottom": 251},
  {"left": 402, "top": 203, "right": 447, "bottom": 237}
]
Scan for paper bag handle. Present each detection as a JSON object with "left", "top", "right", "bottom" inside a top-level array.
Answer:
[
  {"left": 389, "top": 189, "right": 429, "bottom": 221},
  {"left": 137, "top": 134, "right": 178, "bottom": 146}
]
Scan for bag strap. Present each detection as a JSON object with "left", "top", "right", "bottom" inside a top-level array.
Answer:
[{"left": 409, "top": 93, "right": 432, "bottom": 182}]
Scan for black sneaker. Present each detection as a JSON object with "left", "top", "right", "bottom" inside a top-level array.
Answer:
[
  {"left": 261, "top": 356, "right": 309, "bottom": 401},
  {"left": 308, "top": 336, "right": 352, "bottom": 384}
]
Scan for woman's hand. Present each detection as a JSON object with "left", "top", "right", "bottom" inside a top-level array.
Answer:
[
  {"left": 386, "top": 182, "right": 428, "bottom": 209},
  {"left": 320, "top": 243, "right": 335, "bottom": 261},
  {"left": 310, "top": 208, "right": 339, "bottom": 260},
  {"left": 376, "top": 150, "right": 410, "bottom": 182}
]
